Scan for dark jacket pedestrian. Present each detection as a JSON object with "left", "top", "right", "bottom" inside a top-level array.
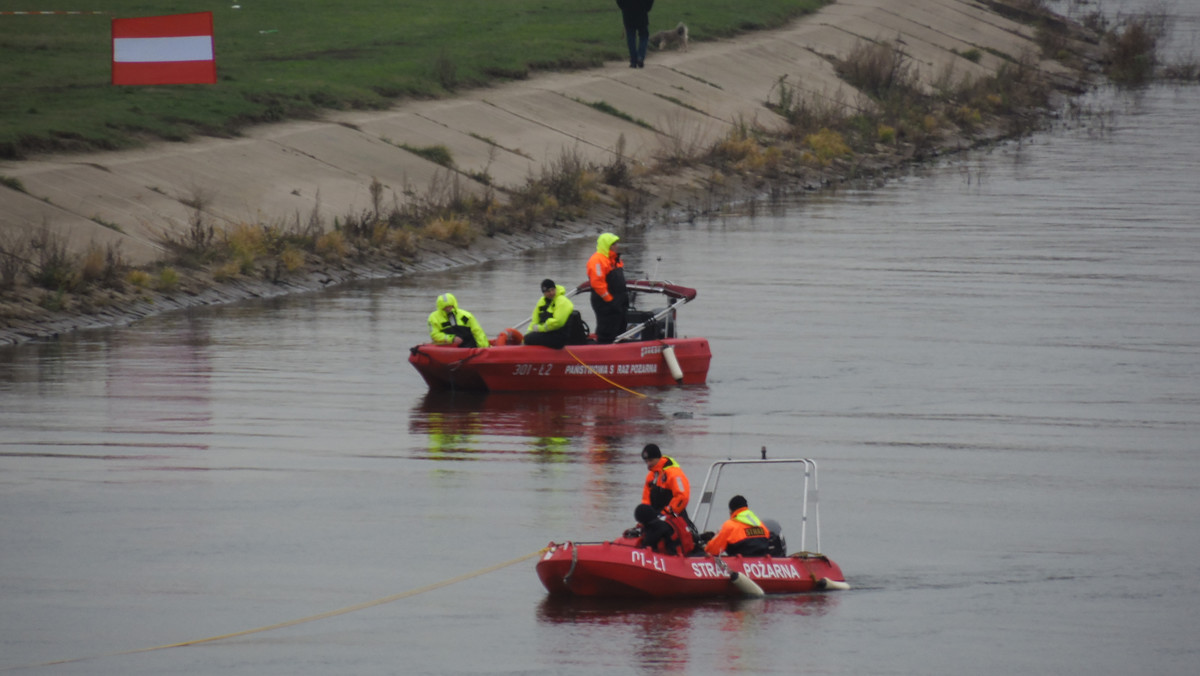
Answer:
[{"left": 616, "top": 0, "right": 654, "bottom": 68}]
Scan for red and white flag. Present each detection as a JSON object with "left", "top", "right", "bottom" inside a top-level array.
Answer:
[{"left": 112, "top": 12, "right": 216, "bottom": 85}]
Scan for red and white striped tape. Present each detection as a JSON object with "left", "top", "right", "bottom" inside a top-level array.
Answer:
[{"left": 0, "top": 10, "right": 107, "bottom": 15}]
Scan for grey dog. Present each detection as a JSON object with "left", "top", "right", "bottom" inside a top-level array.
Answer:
[{"left": 650, "top": 22, "right": 689, "bottom": 51}]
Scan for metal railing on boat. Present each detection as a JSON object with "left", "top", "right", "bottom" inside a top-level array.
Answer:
[{"left": 693, "top": 456, "right": 821, "bottom": 556}]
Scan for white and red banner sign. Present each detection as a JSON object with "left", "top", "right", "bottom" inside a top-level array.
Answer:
[{"left": 112, "top": 12, "right": 216, "bottom": 85}]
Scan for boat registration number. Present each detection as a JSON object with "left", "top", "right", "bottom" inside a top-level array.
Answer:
[
  {"left": 511, "top": 363, "right": 553, "bottom": 376},
  {"left": 630, "top": 550, "right": 667, "bottom": 572}
]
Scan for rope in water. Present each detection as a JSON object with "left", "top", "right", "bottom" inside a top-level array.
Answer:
[
  {"left": 2, "top": 547, "right": 548, "bottom": 672},
  {"left": 564, "top": 348, "right": 646, "bottom": 398}
]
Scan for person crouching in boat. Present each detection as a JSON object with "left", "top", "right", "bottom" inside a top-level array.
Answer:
[
  {"left": 428, "top": 293, "right": 488, "bottom": 348},
  {"left": 702, "top": 495, "right": 771, "bottom": 557},
  {"left": 524, "top": 279, "right": 575, "bottom": 348},
  {"left": 641, "top": 443, "right": 696, "bottom": 531},
  {"left": 632, "top": 503, "right": 696, "bottom": 555}
]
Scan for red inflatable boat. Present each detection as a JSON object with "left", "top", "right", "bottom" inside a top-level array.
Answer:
[
  {"left": 409, "top": 280, "right": 711, "bottom": 392},
  {"left": 536, "top": 457, "right": 850, "bottom": 598}
]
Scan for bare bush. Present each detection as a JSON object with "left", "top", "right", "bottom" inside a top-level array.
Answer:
[
  {"left": 29, "top": 225, "right": 75, "bottom": 290},
  {"left": 0, "top": 229, "right": 29, "bottom": 289},
  {"left": 1104, "top": 12, "right": 1166, "bottom": 84},
  {"left": 655, "top": 111, "right": 714, "bottom": 168},
  {"left": 543, "top": 146, "right": 591, "bottom": 206},
  {"left": 602, "top": 134, "right": 633, "bottom": 187},
  {"left": 838, "top": 39, "right": 918, "bottom": 100}
]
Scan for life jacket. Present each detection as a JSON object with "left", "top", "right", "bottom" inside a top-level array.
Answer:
[
  {"left": 663, "top": 513, "right": 696, "bottom": 554},
  {"left": 705, "top": 507, "right": 771, "bottom": 557},
  {"left": 437, "top": 313, "right": 480, "bottom": 348},
  {"left": 725, "top": 508, "right": 770, "bottom": 556},
  {"left": 565, "top": 310, "right": 590, "bottom": 345}
]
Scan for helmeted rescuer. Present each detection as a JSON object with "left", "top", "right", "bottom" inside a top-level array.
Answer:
[
  {"left": 703, "top": 494, "right": 771, "bottom": 557},
  {"left": 587, "top": 232, "right": 628, "bottom": 344},
  {"left": 524, "top": 279, "right": 575, "bottom": 349},
  {"left": 427, "top": 292, "right": 488, "bottom": 348},
  {"left": 633, "top": 503, "right": 696, "bottom": 555},
  {"left": 641, "top": 443, "right": 691, "bottom": 521}
]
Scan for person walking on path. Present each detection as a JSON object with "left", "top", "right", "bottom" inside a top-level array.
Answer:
[
  {"left": 427, "top": 292, "right": 488, "bottom": 348},
  {"left": 587, "top": 232, "right": 628, "bottom": 344},
  {"left": 616, "top": 0, "right": 654, "bottom": 68}
]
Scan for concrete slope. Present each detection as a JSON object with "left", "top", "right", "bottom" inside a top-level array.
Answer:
[{"left": 0, "top": 0, "right": 1056, "bottom": 266}]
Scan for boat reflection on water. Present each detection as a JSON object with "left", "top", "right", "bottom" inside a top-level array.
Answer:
[
  {"left": 536, "top": 595, "right": 838, "bottom": 671},
  {"left": 409, "top": 389, "right": 674, "bottom": 460}
]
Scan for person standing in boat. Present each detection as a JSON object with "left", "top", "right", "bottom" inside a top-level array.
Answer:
[
  {"left": 703, "top": 495, "right": 771, "bottom": 557},
  {"left": 427, "top": 292, "right": 488, "bottom": 348},
  {"left": 587, "top": 232, "right": 628, "bottom": 344},
  {"left": 641, "top": 443, "right": 693, "bottom": 525},
  {"left": 524, "top": 279, "right": 575, "bottom": 348}
]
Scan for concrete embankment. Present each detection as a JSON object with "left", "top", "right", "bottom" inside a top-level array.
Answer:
[{"left": 0, "top": 0, "right": 1091, "bottom": 345}]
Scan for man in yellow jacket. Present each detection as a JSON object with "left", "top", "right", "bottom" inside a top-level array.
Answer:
[
  {"left": 427, "top": 292, "right": 488, "bottom": 348},
  {"left": 524, "top": 279, "right": 574, "bottom": 348}
]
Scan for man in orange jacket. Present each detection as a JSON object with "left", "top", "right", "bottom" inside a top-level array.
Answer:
[
  {"left": 587, "top": 232, "right": 628, "bottom": 344},
  {"left": 641, "top": 443, "right": 692, "bottom": 525},
  {"left": 703, "top": 495, "right": 771, "bottom": 557}
]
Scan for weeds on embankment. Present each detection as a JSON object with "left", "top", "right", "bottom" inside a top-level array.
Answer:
[{"left": 0, "top": 143, "right": 615, "bottom": 319}]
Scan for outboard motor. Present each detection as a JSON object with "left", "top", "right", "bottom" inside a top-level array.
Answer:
[{"left": 762, "top": 518, "right": 787, "bottom": 557}]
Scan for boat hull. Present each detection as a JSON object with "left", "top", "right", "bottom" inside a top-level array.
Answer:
[
  {"left": 536, "top": 539, "right": 846, "bottom": 598},
  {"left": 409, "top": 338, "right": 710, "bottom": 392}
]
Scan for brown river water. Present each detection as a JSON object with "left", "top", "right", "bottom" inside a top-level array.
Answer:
[{"left": 3, "top": 7, "right": 1199, "bottom": 675}]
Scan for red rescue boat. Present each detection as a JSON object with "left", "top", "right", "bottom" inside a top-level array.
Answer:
[
  {"left": 409, "top": 280, "right": 711, "bottom": 392},
  {"left": 536, "top": 457, "right": 850, "bottom": 598}
]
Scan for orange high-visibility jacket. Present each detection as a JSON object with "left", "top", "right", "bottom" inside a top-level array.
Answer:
[
  {"left": 642, "top": 456, "right": 690, "bottom": 516},
  {"left": 704, "top": 507, "right": 770, "bottom": 556},
  {"left": 587, "top": 233, "right": 623, "bottom": 302}
]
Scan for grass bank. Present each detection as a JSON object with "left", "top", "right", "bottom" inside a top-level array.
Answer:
[{"left": 0, "top": 0, "right": 828, "bottom": 159}]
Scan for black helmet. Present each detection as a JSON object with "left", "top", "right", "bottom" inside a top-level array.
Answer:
[
  {"left": 641, "top": 444, "right": 661, "bottom": 461},
  {"left": 728, "top": 495, "right": 748, "bottom": 512},
  {"left": 634, "top": 504, "right": 657, "bottom": 524}
]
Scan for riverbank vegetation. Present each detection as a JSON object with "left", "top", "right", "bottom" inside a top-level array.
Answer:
[{"left": 0, "top": 0, "right": 830, "bottom": 160}]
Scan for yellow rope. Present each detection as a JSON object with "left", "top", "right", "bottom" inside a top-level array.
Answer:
[
  {"left": 564, "top": 348, "right": 647, "bottom": 398},
  {"left": 3, "top": 547, "right": 548, "bottom": 672}
]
